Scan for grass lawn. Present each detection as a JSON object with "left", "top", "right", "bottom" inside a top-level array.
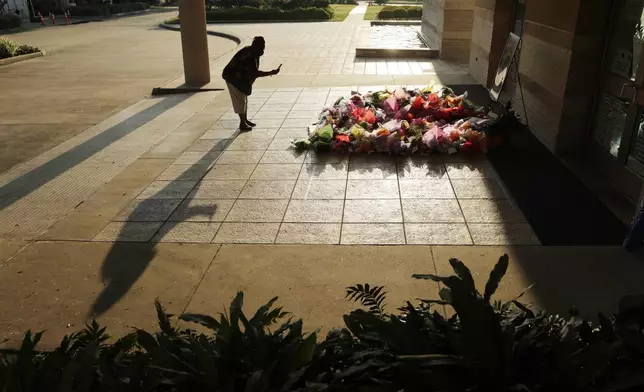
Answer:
[
  {"left": 329, "top": 4, "right": 356, "bottom": 21},
  {"left": 363, "top": 5, "right": 384, "bottom": 20}
]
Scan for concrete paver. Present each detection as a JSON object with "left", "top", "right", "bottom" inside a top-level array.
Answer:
[
  {"left": 0, "top": 239, "right": 28, "bottom": 265},
  {"left": 183, "top": 244, "right": 440, "bottom": 333},
  {"left": 52, "top": 87, "right": 532, "bottom": 246},
  {"left": 0, "top": 241, "right": 220, "bottom": 347},
  {"left": 0, "top": 92, "right": 220, "bottom": 240}
]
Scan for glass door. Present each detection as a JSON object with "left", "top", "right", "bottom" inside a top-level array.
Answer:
[
  {"left": 512, "top": 0, "right": 526, "bottom": 37},
  {"left": 590, "top": 0, "right": 644, "bottom": 202}
]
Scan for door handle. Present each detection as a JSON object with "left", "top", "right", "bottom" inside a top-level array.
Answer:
[
  {"left": 620, "top": 82, "right": 639, "bottom": 103},
  {"left": 621, "top": 82, "right": 636, "bottom": 98}
]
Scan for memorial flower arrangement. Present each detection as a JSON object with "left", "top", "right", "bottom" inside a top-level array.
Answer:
[{"left": 293, "top": 84, "right": 504, "bottom": 155}]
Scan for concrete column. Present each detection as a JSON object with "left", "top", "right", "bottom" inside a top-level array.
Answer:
[
  {"left": 518, "top": 0, "right": 610, "bottom": 153},
  {"left": 469, "top": 0, "right": 512, "bottom": 87},
  {"left": 421, "top": 0, "right": 475, "bottom": 62},
  {"left": 179, "top": 0, "right": 211, "bottom": 86}
]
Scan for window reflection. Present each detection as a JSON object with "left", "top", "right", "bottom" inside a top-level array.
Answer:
[
  {"left": 628, "top": 112, "right": 644, "bottom": 175},
  {"left": 607, "top": 0, "right": 644, "bottom": 80},
  {"left": 593, "top": 93, "right": 628, "bottom": 157}
]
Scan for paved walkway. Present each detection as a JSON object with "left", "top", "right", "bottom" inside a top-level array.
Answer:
[
  {"left": 1, "top": 5, "right": 642, "bottom": 349},
  {"left": 164, "top": 4, "right": 471, "bottom": 89},
  {"left": 0, "top": 11, "right": 238, "bottom": 173}
]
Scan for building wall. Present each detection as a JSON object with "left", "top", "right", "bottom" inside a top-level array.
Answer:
[
  {"left": 443, "top": 0, "right": 476, "bottom": 61},
  {"left": 2, "top": 0, "right": 29, "bottom": 19},
  {"left": 469, "top": 0, "right": 512, "bottom": 86},
  {"left": 468, "top": 0, "right": 610, "bottom": 154},
  {"left": 557, "top": 0, "right": 612, "bottom": 153},
  {"left": 422, "top": 0, "right": 475, "bottom": 62},
  {"left": 421, "top": 0, "right": 445, "bottom": 52}
]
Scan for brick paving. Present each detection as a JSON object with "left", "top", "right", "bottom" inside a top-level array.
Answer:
[
  {"left": 88, "top": 88, "right": 538, "bottom": 245},
  {"left": 204, "top": 4, "right": 468, "bottom": 77}
]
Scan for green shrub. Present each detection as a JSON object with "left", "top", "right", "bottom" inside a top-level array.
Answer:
[
  {"left": 377, "top": 9, "right": 393, "bottom": 18},
  {"left": 32, "top": 0, "right": 59, "bottom": 14},
  {"left": 279, "top": 0, "right": 313, "bottom": 9},
  {"left": 237, "top": 0, "right": 264, "bottom": 7},
  {"left": 205, "top": 5, "right": 331, "bottom": 20},
  {"left": 216, "top": 0, "right": 264, "bottom": 7},
  {"left": 313, "top": 0, "right": 329, "bottom": 7},
  {"left": 375, "top": 0, "right": 387, "bottom": 5},
  {"left": 14, "top": 44, "right": 41, "bottom": 56},
  {"left": 109, "top": 2, "right": 149, "bottom": 13},
  {"left": 0, "top": 36, "right": 17, "bottom": 58},
  {"left": 406, "top": 5, "right": 421, "bottom": 17},
  {"left": 0, "top": 296, "right": 318, "bottom": 391},
  {"left": 70, "top": 5, "right": 110, "bottom": 16},
  {"left": 5, "top": 255, "right": 644, "bottom": 391},
  {"left": 392, "top": 7, "right": 407, "bottom": 18},
  {"left": 292, "top": 6, "right": 329, "bottom": 19},
  {"left": 0, "top": 13, "right": 22, "bottom": 30}
]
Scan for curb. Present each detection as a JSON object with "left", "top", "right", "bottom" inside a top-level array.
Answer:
[
  {"left": 163, "top": 19, "right": 329, "bottom": 25},
  {"left": 159, "top": 23, "right": 242, "bottom": 45},
  {"left": 69, "top": 8, "right": 153, "bottom": 23},
  {"left": 204, "top": 19, "right": 329, "bottom": 23},
  {"left": 355, "top": 47, "right": 437, "bottom": 59},
  {"left": 0, "top": 51, "right": 46, "bottom": 67},
  {"left": 110, "top": 8, "right": 155, "bottom": 18},
  {"left": 370, "top": 19, "right": 421, "bottom": 25}
]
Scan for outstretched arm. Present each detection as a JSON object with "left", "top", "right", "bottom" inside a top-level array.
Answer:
[{"left": 255, "top": 64, "right": 282, "bottom": 78}]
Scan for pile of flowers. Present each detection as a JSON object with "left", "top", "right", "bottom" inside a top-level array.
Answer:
[{"left": 293, "top": 85, "right": 501, "bottom": 155}]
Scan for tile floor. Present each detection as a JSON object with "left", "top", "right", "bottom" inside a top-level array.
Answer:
[
  {"left": 208, "top": 15, "right": 469, "bottom": 77},
  {"left": 92, "top": 88, "right": 539, "bottom": 246}
]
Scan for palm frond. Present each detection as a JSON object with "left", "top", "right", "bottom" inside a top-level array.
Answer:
[{"left": 345, "top": 284, "right": 387, "bottom": 316}]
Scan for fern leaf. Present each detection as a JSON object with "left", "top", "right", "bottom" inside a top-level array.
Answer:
[{"left": 345, "top": 283, "right": 388, "bottom": 316}]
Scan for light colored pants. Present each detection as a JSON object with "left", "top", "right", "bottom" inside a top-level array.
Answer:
[{"left": 227, "top": 83, "right": 248, "bottom": 114}]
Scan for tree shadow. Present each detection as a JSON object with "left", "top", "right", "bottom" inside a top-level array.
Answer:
[{"left": 90, "top": 137, "right": 234, "bottom": 317}]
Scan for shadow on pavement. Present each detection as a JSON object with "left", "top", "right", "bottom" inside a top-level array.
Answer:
[
  {"left": 452, "top": 83, "right": 627, "bottom": 245},
  {"left": 90, "top": 137, "right": 233, "bottom": 317},
  {"left": 511, "top": 246, "right": 644, "bottom": 319},
  {"left": 0, "top": 95, "right": 188, "bottom": 211}
]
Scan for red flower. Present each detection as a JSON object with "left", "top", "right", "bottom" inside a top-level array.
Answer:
[
  {"left": 412, "top": 96, "right": 425, "bottom": 109},
  {"left": 426, "top": 93, "right": 440, "bottom": 107},
  {"left": 352, "top": 107, "right": 376, "bottom": 124},
  {"left": 460, "top": 141, "right": 480, "bottom": 154},
  {"left": 336, "top": 134, "right": 350, "bottom": 143}
]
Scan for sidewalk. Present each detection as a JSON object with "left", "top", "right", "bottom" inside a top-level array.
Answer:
[
  {"left": 2, "top": 4, "right": 642, "bottom": 349},
  {"left": 0, "top": 10, "right": 238, "bottom": 173}
]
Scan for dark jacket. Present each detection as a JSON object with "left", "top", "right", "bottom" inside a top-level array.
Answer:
[{"left": 222, "top": 46, "right": 259, "bottom": 96}]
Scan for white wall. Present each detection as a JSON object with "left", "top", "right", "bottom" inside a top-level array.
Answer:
[{"left": 2, "top": 0, "right": 30, "bottom": 20}]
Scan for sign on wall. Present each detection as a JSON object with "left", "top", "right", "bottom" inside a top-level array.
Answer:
[{"left": 490, "top": 33, "right": 521, "bottom": 102}]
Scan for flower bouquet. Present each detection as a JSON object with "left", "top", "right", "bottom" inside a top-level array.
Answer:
[{"left": 293, "top": 84, "right": 499, "bottom": 156}]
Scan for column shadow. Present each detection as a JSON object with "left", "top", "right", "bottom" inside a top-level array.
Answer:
[{"left": 0, "top": 96, "right": 188, "bottom": 211}]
